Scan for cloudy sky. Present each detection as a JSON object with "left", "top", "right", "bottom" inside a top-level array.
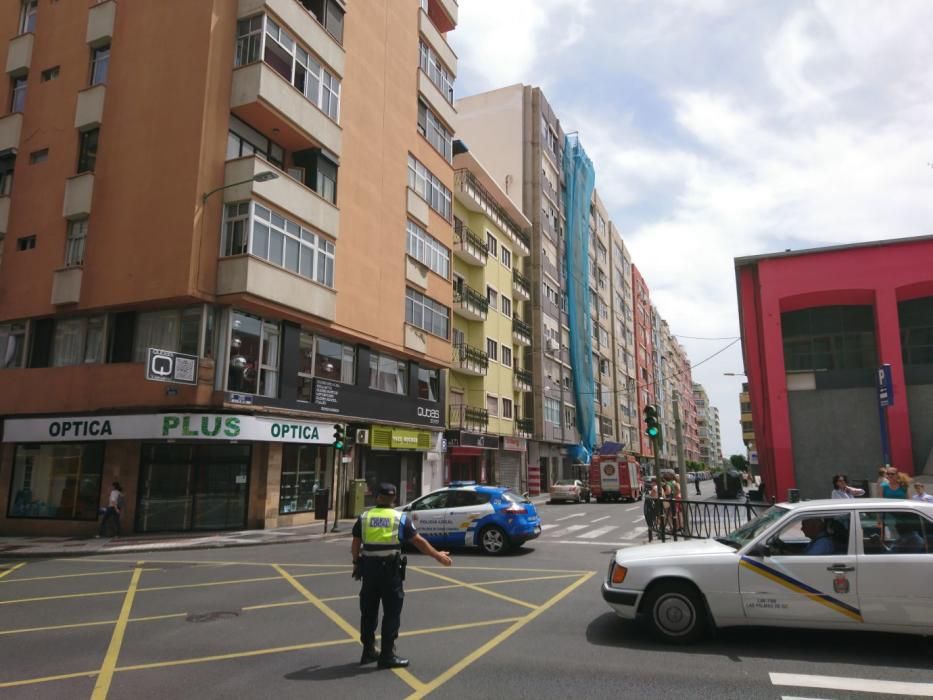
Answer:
[{"left": 450, "top": 0, "right": 933, "bottom": 456}]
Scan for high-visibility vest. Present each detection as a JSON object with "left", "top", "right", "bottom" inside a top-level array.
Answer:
[{"left": 360, "top": 507, "right": 404, "bottom": 553}]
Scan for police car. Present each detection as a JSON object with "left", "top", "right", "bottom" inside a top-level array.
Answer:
[
  {"left": 398, "top": 482, "right": 541, "bottom": 555},
  {"left": 602, "top": 499, "right": 933, "bottom": 643}
]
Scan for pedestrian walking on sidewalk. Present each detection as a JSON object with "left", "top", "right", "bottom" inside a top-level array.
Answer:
[
  {"left": 98, "top": 482, "right": 124, "bottom": 538},
  {"left": 351, "top": 483, "right": 452, "bottom": 669}
]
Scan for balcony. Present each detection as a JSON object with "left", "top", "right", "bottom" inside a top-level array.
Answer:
[
  {"left": 216, "top": 255, "right": 336, "bottom": 321},
  {"left": 452, "top": 343, "right": 488, "bottom": 376},
  {"left": 513, "top": 368, "right": 533, "bottom": 392},
  {"left": 0, "top": 196, "right": 8, "bottom": 234},
  {"left": 449, "top": 404, "right": 488, "bottom": 432},
  {"left": 404, "top": 324, "right": 428, "bottom": 354},
  {"left": 231, "top": 62, "right": 342, "bottom": 156},
  {"left": 86, "top": 0, "right": 116, "bottom": 46},
  {"left": 512, "top": 269, "right": 531, "bottom": 301},
  {"left": 0, "top": 113, "right": 23, "bottom": 153},
  {"left": 74, "top": 85, "right": 106, "bottom": 131},
  {"left": 418, "top": 8, "right": 457, "bottom": 79},
  {"left": 407, "top": 188, "right": 430, "bottom": 227},
  {"left": 515, "top": 416, "right": 533, "bottom": 438},
  {"left": 453, "top": 219, "right": 487, "bottom": 266},
  {"left": 6, "top": 33, "right": 33, "bottom": 76},
  {"left": 51, "top": 268, "right": 82, "bottom": 306},
  {"left": 223, "top": 156, "right": 339, "bottom": 239},
  {"left": 454, "top": 169, "right": 530, "bottom": 255},
  {"left": 62, "top": 173, "right": 94, "bottom": 220},
  {"left": 418, "top": 70, "right": 456, "bottom": 133},
  {"left": 453, "top": 284, "right": 487, "bottom": 321},
  {"left": 238, "top": 0, "right": 345, "bottom": 76},
  {"left": 512, "top": 318, "right": 532, "bottom": 347}
]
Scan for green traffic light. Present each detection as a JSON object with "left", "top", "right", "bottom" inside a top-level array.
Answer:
[{"left": 647, "top": 426, "right": 659, "bottom": 438}]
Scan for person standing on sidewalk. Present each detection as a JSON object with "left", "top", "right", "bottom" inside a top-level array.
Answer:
[
  {"left": 351, "top": 483, "right": 452, "bottom": 669},
  {"left": 98, "top": 481, "right": 124, "bottom": 538}
]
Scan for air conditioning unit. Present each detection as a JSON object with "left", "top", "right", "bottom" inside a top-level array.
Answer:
[
  {"left": 546, "top": 338, "right": 559, "bottom": 353},
  {"left": 355, "top": 429, "right": 369, "bottom": 445}
]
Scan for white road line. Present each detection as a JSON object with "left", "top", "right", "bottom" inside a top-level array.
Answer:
[
  {"left": 618, "top": 526, "right": 648, "bottom": 540},
  {"left": 624, "top": 505, "right": 640, "bottom": 512},
  {"left": 578, "top": 526, "right": 618, "bottom": 540},
  {"left": 555, "top": 513, "right": 586, "bottom": 522},
  {"left": 780, "top": 696, "right": 830, "bottom": 700},
  {"left": 540, "top": 524, "right": 559, "bottom": 531},
  {"left": 550, "top": 524, "right": 588, "bottom": 537},
  {"left": 633, "top": 516, "right": 645, "bottom": 523},
  {"left": 770, "top": 672, "right": 933, "bottom": 697},
  {"left": 590, "top": 516, "right": 612, "bottom": 523},
  {"left": 544, "top": 540, "right": 637, "bottom": 547}
]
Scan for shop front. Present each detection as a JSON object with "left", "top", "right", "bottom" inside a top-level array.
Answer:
[
  {"left": 444, "top": 430, "right": 499, "bottom": 484},
  {"left": 356, "top": 424, "right": 436, "bottom": 507},
  {"left": 498, "top": 436, "right": 526, "bottom": 493},
  {"left": 0, "top": 412, "right": 334, "bottom": 536}
]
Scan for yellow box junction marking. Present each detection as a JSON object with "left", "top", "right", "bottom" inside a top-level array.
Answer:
[
  {"left": 91, "top": 561, "right": 143, "bottom": 700},
  {"left": 0, "top": 562, "right": 25, "bottom": 580},
  {"left": 411, "top": 566, "right": 539, "bottom": 610}
]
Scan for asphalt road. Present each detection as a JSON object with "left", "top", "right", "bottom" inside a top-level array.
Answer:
[{"left": 1, "top": 493, "right": 931, "bottom": 700}]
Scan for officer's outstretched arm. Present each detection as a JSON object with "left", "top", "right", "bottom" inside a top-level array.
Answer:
[{"left": 411, "top": 534, "right": 452, "bottom": 566}]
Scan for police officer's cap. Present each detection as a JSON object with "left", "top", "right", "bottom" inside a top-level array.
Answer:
[{"left": 377, "top": 483, "right": 397, "bottom": 497}]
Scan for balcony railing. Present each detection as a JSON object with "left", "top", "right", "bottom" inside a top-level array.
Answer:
[
  {"left": 452, "top": 343, "right": 488, "bottom": 376},
  {"left": 453, "top": 218, "right": 488, "bottom": 265},
  {"left": 449, "top": 404, "right": 489, "bottom": 432},
  {"left": 454, "top": 169, "right": 530, "bottom": 254},
  {"left": 513, "top": 368, "right": 533, "bottom": 392},
  {"left": 512, "top": 269, "right": 531, "bottom": 299},
  {"left": 512, "top": 318, "right": 532, "bottom": 346},
  {"left": 515, "top": 416, "right": 534, "bottom": 437},
  {"left": 453, "top": 283, "right": 489, "bottom": 320}
]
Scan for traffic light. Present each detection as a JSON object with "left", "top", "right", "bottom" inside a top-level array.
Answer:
[
  {"left": 643, "top": 405, "right": 662, "bottom": 442},
  {"left": 332, "top": 424, "right": 345, "bottom": 451}
]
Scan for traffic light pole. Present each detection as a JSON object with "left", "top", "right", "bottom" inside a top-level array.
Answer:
[{"left": 330, "top": 447, "right": 341, "bottom": 532}]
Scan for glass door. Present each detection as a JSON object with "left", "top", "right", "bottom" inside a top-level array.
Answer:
[
  {"left": 137, "top": 444, "right": 194, "bottom": 532},
  {"left": 192, "top": 445, "right": 250, "bottom": 530}
]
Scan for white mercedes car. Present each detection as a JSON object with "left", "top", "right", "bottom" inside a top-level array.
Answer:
[{"left": 602, "top": 499, "right": 933, "bottom": 643}]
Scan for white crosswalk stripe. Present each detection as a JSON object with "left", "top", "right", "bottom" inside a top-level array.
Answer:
[
  {"left": 770, "top": 672, "right": 933, "bottom": 697},
  {"left": 549, "top": 524, "right": 588, "bottom": 538},
  {"left": 618, "top": 526, "right": 648, "bottom": 540},
  {"left": 540, "top": 523, "right": 559, "bottom": 531},
  {"left": 590, "top": 515, "right": 612, "bottom": 523},
  {"left": 577, "top": 525, "right": 618, "bottom": 539}
]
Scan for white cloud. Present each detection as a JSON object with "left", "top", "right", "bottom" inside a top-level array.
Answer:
[{"left": 452, "top": 1, "right": 933, "bottom": 455}]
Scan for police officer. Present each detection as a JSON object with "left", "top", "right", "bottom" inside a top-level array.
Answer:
[{"left": 351, "top": 483, "right": 452, "bottom": 669}]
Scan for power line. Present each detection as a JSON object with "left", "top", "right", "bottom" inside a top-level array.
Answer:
[{"left": 674, "top": 334, "right": 740, "bottom": 341}]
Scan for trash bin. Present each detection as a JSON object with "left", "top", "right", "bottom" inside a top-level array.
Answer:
[
  {"left": 346, "top": 479, "right": 367, "bottom": 518},
  {"left": 787, "top": 488, "right": 800, "bottom": 503},
  {"left": 313, "top": 488, "right": 330, "bottom": 520}
]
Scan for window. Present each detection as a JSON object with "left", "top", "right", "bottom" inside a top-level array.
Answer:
[
  {"left": 132, "top": 308, "right": 202, "bottom": 363},
  {"left": 419, "top": 40, "right": 454, "bottom": 104},
  {"left": 501, "top": 346, "right": 512, "bottom": 367},
  {"left": 19, "top": 0, "right": 37, "bottom": 34},
  {"left": 279, "top": 445, "right": 326, "bottom": 514},
  {"left": 0, "top": 322, "right": 26, "bottom": 369},
  {"left": 405, "top": 288, "right": 449, "bottom": 339},
  {"left": 486, "top": 233, "right": 498, "bottom": 257},
  {"left": 52, "top": 316, "right": 105, "bottom": 366},
  {"left": 486, "top": 394, "right": 499, "bottom": 417},
  {"left": 899, "top": 297, "right": 933, "bottom": 366},
  {"left": 417, "top": 367, "right": 440, "bottom": 401},
  {"left": 406, "top": 219, "right": 449, "bottom": 278},
  {"left": 501, "top": 246, "right": 511, "bottom": 269},
  {"left": 417, "top": 100, "right": 452, "bottom": 162},
  {"left": 41, "top": 66, "right": 59, "bottom": 81},
  {"left": 782, "top": 306, "right": 877, "bottom": 371},
  {"left": 299, "top": 0, "right": 345, "bottom": 44},
  {"left": 8, "top": 443, "right": 105, "bottom": 520},
  {"left": 769, "top": 514, "right": 849, "bottom": 556},
  {"left": 221, "top": 202, "right": 335, "bottom": 287},
  {"left": 29, "top": 149, "right": 47, "bottom": 165},
  {"left": 226, "top": 115, "right": 284, "bottom": 168},
  {"left": 564, "top": 405, "right": 575, "bottom": 429},
  {"left": 235, "top": 16, "right": 341, "bottom": 122},
  {"left": 90, "top": 45, "right": 109, "bottom": 85},
  {"left": 17, "top": 235, "right": 36, "bottom": 250},
  {"left": 64, "top": 219, "right": 88, "bottom": 268},
  {"left": 77, "top": 128, "right": 99, "bottom": 173},
  {"left": 501, "top": 297, "right": 512, "bottom": 318},
  {"left": 407, "top": 154, "right": 451, "bottom": 220},
  {"left": 0, "top": 156, "right": 14, "bottom": 196},
  {"left": 486, "top": 338, "right": 498, "bottom": 362},
  {"left": 502, "top": 398, "right": 513, "bottom": 419},
  {"left": 544, "top": 397, "right": 560, "bottom": 424},
  {"left": 10, "top": 75, "right": 27, "bottom": 113},
  {"left": 227, "top": 311, "right": 279, "bottom": 397},
  {"left": 486, "top": 286, "right": 498, "bottom": 309},
  {"left": 860, "top": 511, "right": 930, "bottom": 555},
  {"left": 369, "top": 351, "right": 407, "bottom": 395},
  {"left": 312, "top": 334, "right": 355, "bottom": 383}
]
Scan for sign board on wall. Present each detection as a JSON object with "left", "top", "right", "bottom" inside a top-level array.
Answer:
[
  {"left": 877, "top": 364, "right": 894, "bottom": 407},
  {"left": 146, "top": 348, "right": 198, "bottom": 385},
  {"left": 2, "top": 414, "right": 334, "bottom": 444}
]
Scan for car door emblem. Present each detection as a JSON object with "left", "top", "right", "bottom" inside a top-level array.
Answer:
[{"left": 832, "top": 574, "right": 850, "bottom": 594}]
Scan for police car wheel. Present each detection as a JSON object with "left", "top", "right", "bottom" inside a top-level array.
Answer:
[
  {"left": 479, "top": 526, "right": 509, "bottom": 555},
  {"left": 642, "top": 581, "right": 708, "bottom": 644}
]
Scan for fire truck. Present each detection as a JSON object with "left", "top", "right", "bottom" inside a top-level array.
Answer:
[{"left": 589, "top": 454, "right": 643, "bottom": 503}]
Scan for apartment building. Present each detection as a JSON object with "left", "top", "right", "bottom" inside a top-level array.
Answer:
[
  {"left": 693, "top": 382, "right": 722, "bottom": 467},
  {"left": 632, "top": 265, "right": 656, "bottom": 461},
  {"left": 711, "top": 405, "right": 723, "bottom": 466},
  {"left": 590, "top": 190, "right": 616, "bottom": 448},
  {"left": 609, "top": 229, "right": 639, "bottom": 453},
  {"left": 740, "top": 381, "right": 757, "bottom": 453},
  {"left": 0, "top": 0, "right": 459, "bottom": 536},
  {"left": 446, "top": 144, "right": 531, "bottom": 492}
]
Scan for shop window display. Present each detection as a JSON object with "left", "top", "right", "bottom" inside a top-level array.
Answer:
[{"left": 8, "top": 443, "right": 104, "bottom": 519}]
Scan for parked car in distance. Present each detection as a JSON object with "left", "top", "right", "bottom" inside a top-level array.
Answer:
[
  {"left": 549, "top": 479, "right": 590, "bottom": 504},
  {"left": 603, "top": 499, "right": 933, "bottom": 643}
]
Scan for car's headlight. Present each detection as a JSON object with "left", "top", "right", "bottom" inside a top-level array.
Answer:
[{"left": 610, "top": 563, "right": 628, "bottom": 585}]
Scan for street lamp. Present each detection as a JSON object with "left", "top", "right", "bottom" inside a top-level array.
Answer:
[{"left": 202, "top": 170, "right": 279, "bottom": 203}]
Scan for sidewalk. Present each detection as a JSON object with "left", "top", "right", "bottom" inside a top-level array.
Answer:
[{"left": 0, "top": 518, "right": 358, "bottom": 559}]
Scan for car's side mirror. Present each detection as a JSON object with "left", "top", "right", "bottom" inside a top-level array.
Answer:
[
  {"left": 522, "top": 492, "right": 529, "bottom": 499},
  {"left": 747, "top": 543, "right": 771, "bottom": 558}
]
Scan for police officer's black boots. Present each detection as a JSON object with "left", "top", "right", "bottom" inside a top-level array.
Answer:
[
  {"left": 377, "top": 650, "right": 410, "bottom": 669},
  {"left": 360, "top": 645, "right": 380, "bottom": 665}
]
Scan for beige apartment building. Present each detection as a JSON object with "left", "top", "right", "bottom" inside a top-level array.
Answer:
[{"left": 0, "top": 0, "right": 458, "bottom": 536}]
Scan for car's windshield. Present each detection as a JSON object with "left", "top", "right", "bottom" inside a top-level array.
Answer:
[
  {"left": 502, "top": 490, "right": 530, "bottom": 504},
  {"left": 553, "top": 480, "right": 575, "bottom": 486},
  {"left": 725, "top": 506, "right": 789, "bottom": 546}
]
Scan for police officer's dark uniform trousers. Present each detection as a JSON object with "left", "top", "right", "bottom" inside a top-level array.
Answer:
[{"left": 352, "top": 503, "right": 413, "bottom": 668}]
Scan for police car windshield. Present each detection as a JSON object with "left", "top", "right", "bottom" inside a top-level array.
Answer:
[
  {"left": 502, "top": 490, "right": 530, "bottom": 504},
  {"left": 724, "top": 506, "right": 789, "bottom": 547}
]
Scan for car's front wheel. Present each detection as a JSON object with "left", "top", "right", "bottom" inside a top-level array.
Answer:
[
  {"left": 642, "top": 581, "right": 708, "bottom": 644},
  {"left": 479, "top": 525, "right": 510, "bottom": 555}
]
